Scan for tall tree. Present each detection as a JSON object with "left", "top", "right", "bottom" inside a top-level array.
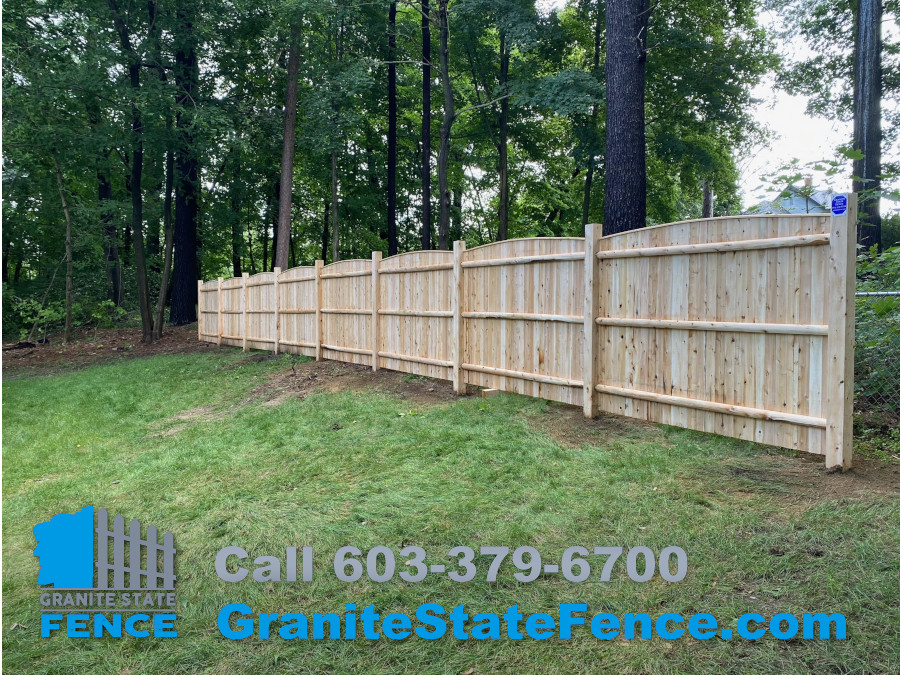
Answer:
[
  {"left": 437, "top": 0, "right": 454, "bottom": 249},
  {"left": 275, "top": 23, "right": 302, "bottom": 270},
  {"left": 170, "top": 0, "right": 201, "bottom": 325},
  {"left": 107, "top": 0, "right": 154, "bottom": 342},
  {"left": 497, "top": 28, "right": 510, "bottom": 241},
  {"left": 604, "top": 0, "right": 650, "bottom": 235},
  {"left": 854, "top": 0, "right": 882, "bottom": 248},
  {"left": 388, "top": 2, "right": 399, "bottom": 255},
  {"left": 421, "top": 0, "right": 434, "bottom": 249},
  {"left": 581, "top": 0, "right": 603, "bottom": 233}
]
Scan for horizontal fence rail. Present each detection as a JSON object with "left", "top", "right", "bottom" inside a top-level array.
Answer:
[{"left": 199, "top": 201, "right": 858, "bottom": 469}]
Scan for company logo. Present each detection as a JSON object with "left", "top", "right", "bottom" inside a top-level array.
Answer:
[
  {"left": 34, "top": 506, "right": 179, "bottom": 638},
  {"left": 831, "top": 194, "right": 848, "bottom": 215}
]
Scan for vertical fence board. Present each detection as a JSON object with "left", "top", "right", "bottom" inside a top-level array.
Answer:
[
  {"left": 824, "top": 194, "right": 858, "bottom": 468},
  {"left": 372, "top": 252, "right": 381, "bottom": 371}
]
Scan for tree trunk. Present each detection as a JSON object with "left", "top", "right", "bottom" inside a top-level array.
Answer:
[
  {"left": 322, "top": 200, "right": 330, "bottom": 262},
  {"left": 451, "top": 187, "right": 463, "bottom": 241},
  {"left": 231, "top": 150, "right": 243, "bottom": 277},
  {"left": 331, "top": 149, "right": 340, "bottom": 261},
  {"left": 387, "top": 2, "right": 398, "bottom": 255},
  {"left": 497, "top": 30, "right": 510, "bottom": 242},
  {"left": 582, "top": 0, "right": 603, "bottom": 234},
  {"left": 53, "top": 156, "right": 74, "bottom": 344},
  {"left": 275, "top": 24, "right": 302, "bottom": 270},
  {"left": 153, "top": 149, "right": 175, "bottom": 339},
  {"left": 109, "top": 0, "right": 153, "bottom": 342},
  {"left": 170, "top": 0, "right": 200, "bottom": 325},
  {"left": 604, "top": 0, "right": 650, "bottom": 235},
  {"left": 701, "top": 180, "right": 714, "bottom": 218},
  {"left": 853, "top": 0, "right": 882, "bottom": 249},
  {"left": 421, "top": 0, "right": 433, "bottom": 250},
  {"left": 436, "top": 0, "right": 453, "bottom": 250}
]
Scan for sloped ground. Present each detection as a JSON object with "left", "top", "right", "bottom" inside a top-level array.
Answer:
[{"left": 3, "top": 349, "right": 898, "bottom": 674}]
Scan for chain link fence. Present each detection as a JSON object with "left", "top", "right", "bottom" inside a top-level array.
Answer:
[{"left": 854, "top": 291, "right": 900, "bottom": 424}]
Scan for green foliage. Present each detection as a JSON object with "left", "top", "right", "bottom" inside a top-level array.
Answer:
[
  {"left": 3, "top": 0, "right": 777, "bottom": 330},
  {"left": 4, "top": 295, "right": 67, "bottom": 341},
  {"left": 855, "top": 246, "right": 900, "bottom": 411}
]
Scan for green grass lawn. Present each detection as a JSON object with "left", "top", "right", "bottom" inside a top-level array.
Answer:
[{"left": 3, "top": 350, "right": 898, "bottom": 674}]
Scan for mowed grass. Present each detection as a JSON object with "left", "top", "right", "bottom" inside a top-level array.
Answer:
[{"left": 2, "top": 351, "right": 898, "bottom": 675}]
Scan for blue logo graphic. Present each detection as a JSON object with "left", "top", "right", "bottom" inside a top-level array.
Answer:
[
  {"left": 33, "top": 507, "right": 176, "bottom": 590},
  {"left": 33, "top": 506, "right": 95, "bottom": 588},
  {"left": 831, "top": 194, "right": 848, "bottom": 215}
]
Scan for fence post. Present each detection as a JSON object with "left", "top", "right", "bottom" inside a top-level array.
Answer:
[
  {"left": 824, "top": 193, "right": 857, "bottom": 470},
  {"left": 273, "top": 268, "right": 281, "bottom": 355},
  {"left": 372, "top": 251, "right": 382, "bottom": 371},
  {"left": 583, "top": 224, "right": 600, "bottom": 418},
  {"left": 242, "top": 272, "right": 249, "bottom": 352},
  {"left": 197, "top": 280, "right": 202, "bottom": 341},
  {"left": 217, "top": 277, "right": 224, "bottom": 347},
  {"left": 452, "top": 240, "right": 466, "bottom": 394},
  {"left": 315, "top": 260, "right": 324, "bottom": 361}
]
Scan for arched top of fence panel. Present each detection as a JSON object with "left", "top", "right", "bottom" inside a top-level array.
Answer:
[
  {"left": 201, "top": 280, "right": 218, "bottom": 290},
  {"left": 598, "top": 213, "right": 831, "bottom": 251},
  {"left": 279, "top": 266, "right": 316, "bottom": 282},
  {"left": 380, "top": 249, "right": 452, "bottom": 271},
  {"left": 221, "top": 277, "right": 243, "bottom": 289},
  {"left": 322, "top": 259, "right": 371, "bottom": 278},
  {"left": 461, "top": 237, "right": 585, "bottom": 264},
  {"left": 247, "top": 272, "right": 274, "bottom": 287}
]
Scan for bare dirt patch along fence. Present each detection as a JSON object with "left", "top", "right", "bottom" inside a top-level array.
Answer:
[{"left": 199, "top": 198, "right": 858, "bottom": 469}]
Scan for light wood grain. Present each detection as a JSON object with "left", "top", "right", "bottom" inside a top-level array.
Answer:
[{"left": 198, "top": 206, "right": 857, "bottom": 467}]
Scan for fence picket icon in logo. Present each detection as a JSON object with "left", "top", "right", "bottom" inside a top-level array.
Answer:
[{"left": 95, "top": 508, "right": 176, "bottom": 590}]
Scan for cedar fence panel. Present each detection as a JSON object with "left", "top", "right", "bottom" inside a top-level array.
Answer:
[{"left": 198, "top": 197, "right": 857, "bottom": 468}]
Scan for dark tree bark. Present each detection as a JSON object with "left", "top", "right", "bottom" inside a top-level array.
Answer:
[
  {"left": 436, "top": 0, "right": 453, "bottom": 250},
  {"left": 581, "top": 0, "right": 603, "bottom": 234},
  {"left": 603, "top": 0, "right": 650, "bottom": 235},
  {"left": 387, "top": 2, "right": 398, "bottom": 255},
  {"left": 275, "top": 24, "right": 302, "bottom": 270},
  {"left": 108, "top": 0, "right": 153, "bottom": 342},
  {"left": 246, "top": 222, "right": 257, "bottom": 274},
  {"left": 170, "top": 1, "right": 200, "bottom": 325},
  {"left": 421, "top": 0, "right": 433, "bottom": 250},
  {"left": 701, "top": 180, "right": 714, "bottom": 218},
  {"left": 497, "top": 30, "right": 510, "bottom": 242},
  {"left": 853, "top": 0, "right": 882, "bottom": 249},
  {"left": 450, "top": 187, "right": 463, "bottom": 241}
]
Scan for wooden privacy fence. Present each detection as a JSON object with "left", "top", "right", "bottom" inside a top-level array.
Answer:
[{"left": 199, "top": 196, "right": 857, "bottom": 468}]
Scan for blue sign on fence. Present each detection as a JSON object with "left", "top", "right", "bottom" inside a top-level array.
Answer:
[{"left": 831, "top": 194, "right": 848, "bottom": 215}]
